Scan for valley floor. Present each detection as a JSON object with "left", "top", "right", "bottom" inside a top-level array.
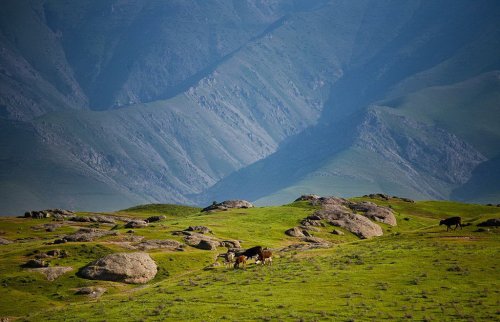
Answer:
[{"left": 0, "top": 199, "right": 499, "bottom": 321}]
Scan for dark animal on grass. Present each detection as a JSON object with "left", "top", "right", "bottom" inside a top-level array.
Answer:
[
  {"left": 234, "top": 255, "right": 247, "bottom": 269},
  {"left": 257, "top": 249, "right": 273, "bottom": 266},
  {"left": 238, "top": 246, "right": 263, "bottom": 260},
  {"left": 440, "top": 216, "right": 462, "bottom": 231}
]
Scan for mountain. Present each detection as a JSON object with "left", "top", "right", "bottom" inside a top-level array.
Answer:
[{"left": 1, "top": 0, "right": 499, "bottom": 214}]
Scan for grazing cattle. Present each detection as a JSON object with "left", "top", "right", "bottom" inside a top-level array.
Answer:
[
  {"left": 239, "top": 246, "right": 263, "bottom": 260},
  {"left": 257, "top": 249, "right": 273, "bottom": 266},
  {"left": 440, "top": 216, "right": 462, "bottom": 231},
  {"left": 234, "top": 255, "right": 247, "bottom": 269},
  {"left": 217, "top": 251, "right": 235, "bottom": 268}
]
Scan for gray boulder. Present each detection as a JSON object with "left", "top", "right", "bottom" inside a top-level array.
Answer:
[
  {"left": 23, "top": 259, "right": 48, "bottom": 268},
  {"left": 75, "top": 287, "right": 107, "bottom": 298},
  {"left": 125, "top": 220, "right": 148, "bottom": 229},
  {"left": 134, "top": 239, "right": 183, "bottom": 251},
  {"left": 202, "top": 200, "right": 254, "bottom": 212},
  {"left": 31, "top": 267, "right": 73, "bottom": 281},
  {"left": 184, "top": 226, "right": 212, "bottom": 234},
  {"left": 350, "top": 201, "right": 397, "bottom": 226},
  {"left": 315, "top": 209, "right": 383, "bottom": 239},
  {"left": 331, "top": 229, "right": 344, "bottom": 235},
  {"left": 0, "top": 238, "right": 12, "bottom": 245},
  {"left": 80, "top": 252, "right": 157, "bottom": 284},
  {"left": 146, "top": 215, "right": 166, "bottom": 223},
  {"left": 184, "top": 233, "right": 221, "bottom": 250},
  {"left": 285, "top": 227, "right": 306, "bottom": 237},
  {"left": 294, "top": 194, "right": 321, "bottom": 202},
  {"left": 62, "top": 228, "right": 116, "bottom": 242},
  {"left": 477, "top": 218, "right": 500, "bottom": 227}
]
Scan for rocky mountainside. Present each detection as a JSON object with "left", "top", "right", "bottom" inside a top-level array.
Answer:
[{"left": 1, "top": 0, "right": 499, "bottom": 214}]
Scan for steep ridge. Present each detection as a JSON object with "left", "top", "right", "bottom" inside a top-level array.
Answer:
[{"left": 1, "top": 0, "right": 499, "bottom": 214}]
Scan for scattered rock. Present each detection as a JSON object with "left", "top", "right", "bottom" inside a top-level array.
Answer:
[
  {"left": 75, "top": 287, "right": 107, "bottom": 298},
  {"left": 301, "top": 237, "right": 328, "bottom": 244},
  {"left": 31, "top": 267, "right": 73, "bottom": 281},
  {"left": 134, "top": 239, "right": 183, "bottom": 251},
  {"left": 363, "top": 193, "right": 390, "bottom": 200},
  {"left": 0, "top": 238, "right": 12, "bottom": 245},
  {"left": 349, "top": 201, "right": 397, "bottom": 226},
  {"left": 24, "top": 209, "right": 74, "bottom": 219},
  {"left": 62, "top": 228, "right": 117, "bottom": 242},
  {"left": 300, "top": 218, "right": 325, "bottom": 227},
  {"left": 331, "top": 229, "right": 344, "bottom": 235},
  {"left": 184, "top": 226, "right": 212, "bottom": 234},
  {"left": 22, "top": 259, "right": 48, "bottom": 268},
  {"left": 285, "top": 227, "right": 306, "bottom": 237},
  {"left": 184, "top": 233, "right": 222, "bottom": 250},
  {"left": 220, "top": 240, "right": 241, "bottom": 249},
  {"left": 79, "top": 252, "right": 157, "bottom": 284},
  {"left": 124, "top": 220, "right": 148, "bottom": 229},
  {"left": 281, "top": 243, "right": 331, "bottom": 252},
  {"left": 315, "top": 209, "right": 383, "bottom": 239},
  {"left": 202, "top": 200, "right": 254, "bottom": 212},
  {"left": 294, "top": 194, "right": 321, "bottom": 202},
  {"left": 477, "top": 218, "right": 500, "bottom": 227},
  {"left": 146, "top": 215, "right": 166, "bottom": 223}
]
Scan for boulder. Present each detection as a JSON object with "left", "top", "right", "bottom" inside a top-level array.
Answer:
[
  {"left": 220, "top": 240, "right": 241, "bottom": 249},
  {"left": 23, "top": 259, "right": 48, "bottom": 268},
  {"left": 125, "top": 220, "right": 148, "bottom": 229},
  {"left": 0, "top": 238, "right": 12, "bottom": 245},
  {"left": 184, "top": 233, "right": 221, "bottom": 250},
  {"left": 62, "top": 228, "right": 116, "bottom": 242},
  {"left": 146, "top": 215, "right": 166, "bottom": 223},
  {"left": 349, "top": 201, "right": 397, "bottom": 226},
  {"left": 294, "top": 194, "right": 321, "bottom": 202},
  {"left": 31, "top": 267, "right": 73, "bottom": 281},
  {"left": 184, "top": 226, "right": 212, "bottom": 234},
  {"left": 331, "top": 229, "right": 344, "bottom": 235},
  {"left": 134, "top": 239, "right": 183, "bottom": 251},
  {"left": 301, "top": 237, "right": 328, "bottom": 244},
  {"left": 477, "top": 218, "right": 500, "bottom": 227},
  {"left": 315, "top": 209, "right": 383, "bottom": 239},
  {"left": 75, "top": 287, "right": 107, "bottom": 298},
  {"left": 202, "top": 200, "right": 254, "bottom": 212},
  {"left": 285, "top": 227, "right": 306, "bottom": 237},
  {"left": 79, "top": 252, "right": 157, "bottom": 284}
]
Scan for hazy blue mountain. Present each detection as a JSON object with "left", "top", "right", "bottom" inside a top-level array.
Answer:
[{"left": 1, "top": 0, "right": 499, "bottom": 214}]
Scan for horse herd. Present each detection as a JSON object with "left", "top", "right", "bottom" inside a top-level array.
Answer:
[{"left": 218, "top": 246, "right": 272, "bottom": 269}]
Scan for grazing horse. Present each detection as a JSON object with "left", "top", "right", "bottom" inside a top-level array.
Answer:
[
  {"left": 440, "top": 216, "right": 462, "bottom": 231},
  {"left": 234, "top": 255, "right": 247, "bottom": 269},
  {"left": 257, "top": 249, "right": 273, "bottom": 266}
]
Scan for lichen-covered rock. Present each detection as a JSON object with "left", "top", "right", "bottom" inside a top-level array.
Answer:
[
  {"left": 349, "top": 201, "right": 397, "bottom": 226},
  {"left": 134, "top": 239, "right": 183, "bottom": 251},
  {"left": 62, "top": 228, "right": 116, "bottom": 242},
  {"left": 184, "top": 226, "right": 212, "bottom": 234},
  {"left": 31, "top": 267, "right": 73, "bottom": 281},
  {"left": 79, "top": 252, "right": 157, "bottom": 284},
  {"left": 184, "top": 233, "right": 221, "bottom": 250},
  {"left": 146, "top": 215, "right": 166, "bottom": 223},
  {"left": 315, "top": 209, "right": 383, "bottom": 239},
  {"left": 125, "top": 220, "right": 148, "bottom": 229},
  {"left": 294, "top": 194, "right": 321, "bottom": 202},
  {"left": 0, "top": 238, "right": 12, "bottom": 245},
  {"left": 285, "top": 227, "right": 306, "bottom": 237},
  {"left": 202, "top": 200, "right": 254, "bottom": 212},
  {"left": 75, "top": 287, "right": 107, "bottom": 298}
]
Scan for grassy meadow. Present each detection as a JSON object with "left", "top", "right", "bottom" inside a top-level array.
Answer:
[{"left": 0, "top": 198, "right": 498, "bottom": 321}]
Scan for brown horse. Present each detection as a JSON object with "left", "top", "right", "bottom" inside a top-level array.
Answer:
[{"left": 233, "top": 255, "right": 247, "bottom": 269}]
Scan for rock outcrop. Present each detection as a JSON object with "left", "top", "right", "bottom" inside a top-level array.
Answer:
[
  {"left": 349, "top": 201, "right": 397, "bottom": 226},
  {"left": 146, "top": 215, "right": 166, "bottom": 223},
  {"left": 134, "top": 239, "right": 183, "bottom": 251},
  {"left": 125, "top": 220, "right": 148, "bottom": 229},
  {"left": 79, "top": 252, "right": 157, "bottom": 284},
  {"left": 202, "top": 200, "right": 254, "bottom": 212},
  {"left": 0, "top": 238, "right": 12, "bottom": 245},
  {"left": 314, "top": 209, "right": 383, "bottom": 239},
  {"left": 61, "top": 228, "right": 117, "bottom": 242},
  {"left": 31, "top": 267, "right": 73, "bottom": 281},
  {"left": 75, "top": 287, "right": 107, "bottom": 298},
  {"left": 184, "top": 226, "right": 212, "bottom": 234}
]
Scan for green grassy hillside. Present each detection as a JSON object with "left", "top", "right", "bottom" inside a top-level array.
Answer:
[{"left": 0, "top": 198, "right": 498, "bottom": 321}]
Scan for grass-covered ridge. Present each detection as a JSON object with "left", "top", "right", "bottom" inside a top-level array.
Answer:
[{"left": 0, "top": 198, "right": 498, "bottom": 321}]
